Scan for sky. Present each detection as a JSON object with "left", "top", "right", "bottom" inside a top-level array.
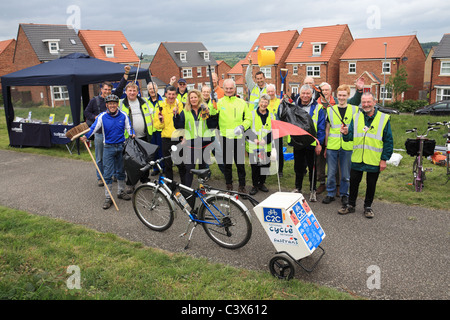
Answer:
[{"left": 1, "top": 0, "right": 449, "bottom": 56}]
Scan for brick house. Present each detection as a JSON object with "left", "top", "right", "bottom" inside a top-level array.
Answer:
[
  {"left": 226, "top": 58, "right": 246, "bottom": 97},
  {"left": 216, "top": 60, "right": 232, "bottom": 83},
  {"left": 429, "top": 33, "right": 450, "bottom": 103},
  {"left": 78, "top": 29, "right": 139, "bottom": 97},
  {"left": 12, "top": 23, "right": 88, "bottom": 106},
  {"left": 150, "top": 42, "right": 218, "bottom": 91},
  {"left": 340, "top": 35, "right": 425, "bottom": 102},
  {"left": 284, "top": 24, "right": 354, "bottom": 97},
  {"left": 0, "top": 39, "right": 16, "bottom": 79},
  {"left": 242, "top": 30, "right": 299, "bottom": 99}
]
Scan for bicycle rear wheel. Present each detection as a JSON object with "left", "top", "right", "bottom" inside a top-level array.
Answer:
[
  {"left": 199, "top": 194, "right": 252, "bottom": 249},
  {"left": 132, "top": 184, "right": 174, "bottom": 231}
]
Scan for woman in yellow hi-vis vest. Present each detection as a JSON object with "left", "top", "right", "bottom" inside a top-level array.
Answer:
[
  {"left": 246, "top": 94, "right": 275, "bottom": 195},
  {"left": 174, "top": 89, "right": 218, "bottom": 187},
  {"left": 339, "top": 92, "right": 393, "bottom": 219}
]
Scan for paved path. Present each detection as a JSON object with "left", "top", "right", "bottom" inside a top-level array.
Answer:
[{"left": 0, "top": 149, "right": 448, "bottom": 300}]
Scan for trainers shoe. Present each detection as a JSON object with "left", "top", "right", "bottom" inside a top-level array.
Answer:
[
  {"left": 322, "top": 196, "right": 335, "bottom": 204},
  {"left": 103, "top": 198, "right": 113, "bottom": 210},
  {"left": 316, "top": 184, "right": 326, "bottom": 194},
  {"left": 338, "top": 205, "right": 355, "bottom": 215},
  {"left": 249, "top": 186, "right": 258, "bottom": 195},
  {"left": 258, "top": 184, "right": 269, "bottom": 192},
  {"left": 118, "top": 191, "right": 131, "bottom": 201},
  {"left": 291, "top": 188, "right": 301, "bottom": 193},
  {"left": 98, "top": 180, "right": 104, "bottom": 187},
  {"left": 364, "top": 207, "right": 374, "bottom": 219},
  {"left": 226, "top": 184, "right": 233, "bottom": 191}
]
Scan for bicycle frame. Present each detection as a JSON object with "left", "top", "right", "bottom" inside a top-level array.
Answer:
[
  {"left": 406, "top": 126, "right": 439, "bottom": 191},
  {"left": 429, "top": 121, "right": 450, "bottom": 183}
]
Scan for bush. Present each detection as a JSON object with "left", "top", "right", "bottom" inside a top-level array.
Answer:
[{"left": 385, "top": 100, "right": 428, "bottom": 113}]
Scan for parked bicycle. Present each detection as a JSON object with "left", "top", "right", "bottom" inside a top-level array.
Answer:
[
  {"left": 405, "top": 125, "right": 440, "bottom": 192},
  {"left": 429, "top": 121, "right": 450, "bottom": 183},
  {"left": 132, "top": 146, "right": 253, "bottom": 250}
]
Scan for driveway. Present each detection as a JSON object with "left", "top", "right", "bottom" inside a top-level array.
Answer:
[{"left": 0, "top": 149, "right": 448, "bottom": 300}]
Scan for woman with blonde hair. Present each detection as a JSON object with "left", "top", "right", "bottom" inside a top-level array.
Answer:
[{"left": 174, "top": 89, "right": 218, "bottom": 187}]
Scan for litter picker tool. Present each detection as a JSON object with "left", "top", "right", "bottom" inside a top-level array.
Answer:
[
  {"left": 65, "top": 123, "right": 119, "bottom": 211},
  {"left": 309, "top": 152, "right": 317, "bottom": 202},
  {"left": 134, "top": 53, "right": 144, "bottom": 84},
  {"left": 311, "top": 84, "right": 346, "bottom": 127},
  {"left": 208, "top": 64, "right": 218, "bottom": 110},
  {"left": 280, "top": 68, "right": 288, "bottom": 100}
]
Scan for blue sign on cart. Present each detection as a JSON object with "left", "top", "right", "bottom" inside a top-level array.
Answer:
[{"left": 263, "top": 208, "right": 283, "bottom": 223}]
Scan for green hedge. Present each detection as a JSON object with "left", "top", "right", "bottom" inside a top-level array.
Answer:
[{"left": 384, "top": 100, "right": 428, "bottom": 113}]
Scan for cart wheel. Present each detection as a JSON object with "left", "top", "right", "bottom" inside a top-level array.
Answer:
[{"left": 269, "top": 254, "right": 295, "bottom": 280}]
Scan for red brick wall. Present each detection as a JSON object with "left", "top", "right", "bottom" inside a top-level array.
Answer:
[
  {"left": 399, "top": 37, "right": 425, "bottom": 100},
  {"left": 149, "top": 44, "right": 180, "bottom": 87},
  {"left": 285, "top": 26, "right": 354, "bottom": 96},
  {"left": 429, "top": 58, "right": 450, "bottom": 103},
  {"left": 0, "top": 40, "right": 16, "bottom": 77}
]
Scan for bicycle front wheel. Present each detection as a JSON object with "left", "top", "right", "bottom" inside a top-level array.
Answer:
[
  {"left": 132, "top": 184, "right": 174, "bottom": 231},
  {"left": 199, "top": 194, "right": 252, "bottom": 249}
]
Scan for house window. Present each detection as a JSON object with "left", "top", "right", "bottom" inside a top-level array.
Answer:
[
  {"left": 187, "top": 84, "right": 195, "bottom": 91},
  {"left": 182, "top": 68, "right": 192, "bottom": 78},
  {"left": 293, "top": 65, "right": 298, "bottom": 75},
  {"left": 121, "top": 43, "right": 128, "bottom": 49},
  {"left": 260, "top": 67, "right": 271, "bottom": 79},
  {"left": 180, "top": 52, "right": 187, "bottom": 62},
  {"left": 49, "top": 42, "right": 59, "bottom": 53},
  {"left": 348, "top": 62, "right": 356, "bottom": 74},
  {"left": 436, "top": 87, "right": 450, "bottom": 101},
  {"left": 203, "top": 52, "right": 210, "bottom": 61},
  {"left": 198, "top": 83, "right": 202, "bottom": 90},
  {"left": 53, "top": 86, "right": 69, "bottom": 100},
  {"left": 197, "top": 67, "right": 202, "bottom": 77},
  {"left": 307, "top": 65, "right": 320, "bottom": 77},
  {"left": 291, "top": 85, "right": 299, "bottom": 95},
  {"left": 440, "top": 61, "right": 450, "bottom": 75},
  {"left": 297, "top": 42, "right": 303, "bottom": 49},
  {"left": 253, "top": 46, "right": 259, "bottom": 52},
  {"left": 207, "top": 66, "right": 215, "bottom": 76},
  {"left": 105, "top": 46, "right": 114, "bottom": 58},
  {"left": 382, "top": 61, "right": 391, "bottom": 74},
  {"left": 70, "top": 39, "right": 77, "bottom": 45},
  {"left": 313, "top": 44, "right": 321, "bottom": 56},
  {"left": 380, "top": 86, "right": 392, "bottom": 100}
]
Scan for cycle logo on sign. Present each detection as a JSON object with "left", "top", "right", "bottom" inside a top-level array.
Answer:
[{"left": 263, "top": 208, "right": 283, "bottom": 223}]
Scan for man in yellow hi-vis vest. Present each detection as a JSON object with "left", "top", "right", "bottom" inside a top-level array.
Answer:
[
  {"left": 246, "top": 56, "right": 267, "bottom": 106},
  {"left": 339, "top": 92, "right": 393, "bottom": 219},
  {"left": 322, "top": 84, "right": 358, "bottom": 206},
  {"left": 120, "top": 82, "right": 155, "bottom": 193}
]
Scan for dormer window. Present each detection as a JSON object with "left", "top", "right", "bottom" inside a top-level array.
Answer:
[
  {"left": 198, "top": 50, "right": 210, "bottom": 61},
  {"left": 264, "top": 46, "right": 279, "bottom": 52},
  {"left": 311, "top": 42, "right": 327, "bottom": 56},
  {"left": 99, "top": 44, "right": 115, "bottom": 58},
  {"left": 175, "top": 51, "right": 187, "bottom": 62},
  {"left": 42, "top": 39, "right": 60, "bottom": 54}
]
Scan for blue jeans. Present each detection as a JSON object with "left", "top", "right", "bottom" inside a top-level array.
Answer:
[
  {"left": 94, "top": 133, "right": 104, "bottom": 180},
  {"left": 326, "top": 148, "right": 352, "bottom": 197},
  {"left": 103, "top": 143, "right": 126, "bottom": 186}
]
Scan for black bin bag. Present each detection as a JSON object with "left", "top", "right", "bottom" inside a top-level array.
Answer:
[
  {"left": 123, "top": 138, "right": 159, "bottom": 185},
  {"left": 277, "top": 99, "right": 317, "bottom": 149}
]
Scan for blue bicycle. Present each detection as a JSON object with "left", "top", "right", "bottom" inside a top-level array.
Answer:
[{"left": 132, "top": 149, "right": 252, "bottom": 250}]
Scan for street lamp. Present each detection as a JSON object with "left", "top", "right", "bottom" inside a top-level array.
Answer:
[{"left": 383, "top": 42, "right": 387, "bottom": 106}]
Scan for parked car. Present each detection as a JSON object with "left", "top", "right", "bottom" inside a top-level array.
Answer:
[
  {"left": 376, "top": 105, "right": 400, "bottom": 115},
  {"left": 414, "top": 100, "right": 450, "bottom": 116}
]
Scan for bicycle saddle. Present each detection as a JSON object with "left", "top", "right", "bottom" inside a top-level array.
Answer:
[{"left": 190, "top": 169, "right": 211, "bottom": 179}]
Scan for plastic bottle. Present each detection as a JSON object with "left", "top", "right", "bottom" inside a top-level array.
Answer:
[
  {"left": 174, "top": 191, "right": 191, "bottom": 212},
  {"left": 27, "top": 111, "right": 32, "bottom": 122}
]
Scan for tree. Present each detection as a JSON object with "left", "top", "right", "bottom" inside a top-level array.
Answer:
[{"left": 385, "top": 65, "right": 412, "bottom": 102}]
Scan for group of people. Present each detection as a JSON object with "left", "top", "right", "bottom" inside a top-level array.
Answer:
[{"left": 81, "top": 63, "right": 393, "bottom": 219}]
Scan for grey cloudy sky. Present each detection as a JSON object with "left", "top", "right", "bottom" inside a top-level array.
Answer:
[{"left": 1, "top": 0, "right": 448, "bottom": 55}]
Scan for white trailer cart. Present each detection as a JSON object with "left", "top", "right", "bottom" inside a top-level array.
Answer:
[{"left": 253, "top": 192, "right": 326, "bottom": 280}]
